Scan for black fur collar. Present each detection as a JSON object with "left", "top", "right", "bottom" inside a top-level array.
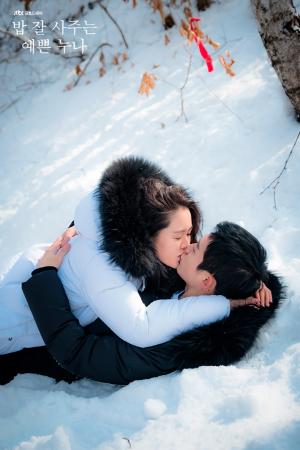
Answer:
[{"left": 95, "top": 156, "right": 177, "bottom": 280}]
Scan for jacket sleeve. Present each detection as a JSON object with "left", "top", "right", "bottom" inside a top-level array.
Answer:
[
  {"left": 80, "top": 254, "right": 229, "bottom": 348},
  {"left": 22, "top": 269, "right": 177, "bottom": 385},
  {"left": 86, "top": 279, "right": 230, "bottom": 348}
]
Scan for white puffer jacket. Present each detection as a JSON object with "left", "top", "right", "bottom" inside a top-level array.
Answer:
[{"left": 0, "top": 192, "right": 229, "bottom": 355}]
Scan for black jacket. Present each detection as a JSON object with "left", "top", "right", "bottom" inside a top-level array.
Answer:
[
  {"left": 22, "top": 269, "right": 180, "bottom": 385},
  {"left": 22, "top": 267, "right": 284, "bottom": 385},
  {"left": 22, "top": 156, "right": 285, "bottom": 384}
]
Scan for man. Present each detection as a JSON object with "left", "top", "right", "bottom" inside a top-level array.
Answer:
[{"left": 0, "top": 222, "right": 282, "bottom": 386}]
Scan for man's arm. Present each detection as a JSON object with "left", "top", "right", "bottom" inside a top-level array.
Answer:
[{"left": 22, "top": 269, "right": 177, "bottom": 385}]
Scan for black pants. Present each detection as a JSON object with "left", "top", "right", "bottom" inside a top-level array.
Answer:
[
  {"left": 0, "top": 346, "right": 80, "bottom": 385},
  {"left": 0, "top": 319, "right": 112, "bottom": 385}
]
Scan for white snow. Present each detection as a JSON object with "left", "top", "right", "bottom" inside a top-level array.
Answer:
[
  {"left": 143, "top": 398, "right": 167, "bottom": 420},
  {"left": 1, "top": 0, "right": 300, "bottom": 449}
]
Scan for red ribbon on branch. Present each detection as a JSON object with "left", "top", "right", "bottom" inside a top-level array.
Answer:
[{"left": 189, "top": 17, "right": 213, "bottom": 73}]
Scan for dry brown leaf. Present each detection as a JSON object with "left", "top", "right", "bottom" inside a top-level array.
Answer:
[
  {"left": 179, "top": 20, "right": 188, "bottom": 37},
  {"left": 138, "top": 72, "right": 157, "bottom": 96},
  {"left": 206, "top": 35, "right": 220, "bottom": 49},
  {"left": 64, "top": 82, "right": 73, "bottom": 92},
  {"left": 75, "top": 64, "right": 84, "bottom": 76},
  {"left": 151, "top": 0, "right": 165, "bottom": 21},
  {"left": 197, "top": 0, "right": 213, "bottom": 11},
  {"left": 183, "top": 6, "right": 192, "bottom": 20},
  {"left": 99, "top": 67, "right": 106, "bottom": 77},
  {"left": 179, "top": 19, "right": 194, "bottom": 44},
  {"left": 193, "top": 25, "right": 205, "bottom": 40},
  {"left": 122, "top": 52, "right": 129, "bottom": 62},
  {"left": 99, "top": 51, "right": 105, "bottom": 64},
  {"left": 164, "top": 14, "right": 175, "bottom": 29},
  {"left": 112, "top": 54, "right": 119, "bottom": 65},
  {"left": 164, "top": 34, "right": 170, "bottom": 45},
  {"left": 218, "top": 53, "right": 236, "bottom": 77},
  {"left": 132, "top": 0, "right": 137, "bottom": 7}
]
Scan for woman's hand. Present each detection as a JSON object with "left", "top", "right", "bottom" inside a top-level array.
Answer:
[
  {"left": 61, "top": 225, "right": 77, "bottom": 245},
  {"left": 254, "top": 282, "right": 272, "bottom": 307},
  {"left": 229, "top": 282, "right": 273, "bottom": 310},
  {"left": 36, "top": 236, "right": 71, "bottom": 269}
]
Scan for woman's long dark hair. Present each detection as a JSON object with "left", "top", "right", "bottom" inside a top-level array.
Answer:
[{"left": 140, "top": 178, "right": 201, "bottom": 243}]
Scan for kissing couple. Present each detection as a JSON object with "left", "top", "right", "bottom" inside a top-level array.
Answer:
[{"left": 0, "top": 156, "right": 283, "bottom": 385}]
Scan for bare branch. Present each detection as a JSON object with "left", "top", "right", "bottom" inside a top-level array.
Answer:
[
  {"left": 176, "top": 52, "right": 193, "bottom": 122},
  {"left": 197, "top": 69, "right": 247, "bottom": 126},
  {"left": 260, "top": 130, "right": 300, "bottom": 209},
  {"left": 122, "top": 437, "right": 132, "bottom": 448},
  {"left": 0, "top": 97, "right": 20, "bottom": 114},
  {"left": 73, "top": 42, "right": 112, "bottom": 87},
  {"left": 96, "top": 0, "right": 129, "bottom": 49}
]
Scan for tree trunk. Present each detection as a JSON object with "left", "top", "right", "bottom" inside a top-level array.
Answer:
[{"left": 251, "top": 0, "right": 300, "bottom": 120}]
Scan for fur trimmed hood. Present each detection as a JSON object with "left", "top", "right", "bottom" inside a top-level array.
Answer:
[{"left": 95, "top": 156, "right": 180, "bottom": 281}]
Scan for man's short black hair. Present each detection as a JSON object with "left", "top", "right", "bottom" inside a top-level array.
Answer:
[{"left": 198, "top": 222, "right": 269, "bottom": 299}]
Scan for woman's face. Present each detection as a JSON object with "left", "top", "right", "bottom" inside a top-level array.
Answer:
[{"left": 153, "top": 207, "right": 193, "bottom": 269}]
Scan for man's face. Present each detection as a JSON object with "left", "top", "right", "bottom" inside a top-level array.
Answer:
[{"left": 176, "top": 234, "right": 212, "bottom": 287}]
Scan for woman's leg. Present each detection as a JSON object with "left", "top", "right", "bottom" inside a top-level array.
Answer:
[
  {"left": 0, "top": 346, "right": 81, "bottom": 384},
  {"left": 0, "top": 244, "right": 49, "bottom": 354}
]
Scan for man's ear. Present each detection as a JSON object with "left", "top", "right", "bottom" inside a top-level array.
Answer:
[{"left": 200, "top": 271, "right": 216, "bottom": 294}]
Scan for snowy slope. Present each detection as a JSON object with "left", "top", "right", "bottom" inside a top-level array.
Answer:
[{"left": 0, "top": 0, "right": 300, "bottom": 449}]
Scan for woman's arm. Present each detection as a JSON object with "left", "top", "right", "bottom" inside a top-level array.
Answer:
[{"left": 84, "top": 274, "right": 231, "bottom": 348}]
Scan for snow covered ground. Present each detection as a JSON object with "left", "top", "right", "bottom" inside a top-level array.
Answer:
[{"left": 0, "top": 0, "right": 300, "bottom": 449}]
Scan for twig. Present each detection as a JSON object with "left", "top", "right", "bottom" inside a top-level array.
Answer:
[
  {"left": 155, "top": 51, "right": 193, "bottom": 122},
  {"left": 197, "top": 69, "right": 247, "bottom": 126},
  {"left": 260, "top": 130, "right": 300, "bottom": 210},
  {"left": 122, "top": 437, "right": 132, "bottom": 448},
  {"left": 96, "top": 0, "right": 129, "bottom": 49},
  {"left": 0, "top": 97, "right": 20, "bottom": 114},
  {"left": 73, "top": 42, "right": 112, "bottom": 87},
  {"left": 152, "top": 49, "right": 193, "bottom": 122},
  {"left": 176, "top": 52, "right": 193, "bottom": 122}
]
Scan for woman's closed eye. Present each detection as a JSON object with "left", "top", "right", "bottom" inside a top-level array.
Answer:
[{"left": 174, "top": 232, "right": 191, "bottom": 240}]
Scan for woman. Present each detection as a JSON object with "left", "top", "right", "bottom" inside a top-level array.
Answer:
[{"left": 0, "top": 156, "right": 232, "bottom": 355}]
